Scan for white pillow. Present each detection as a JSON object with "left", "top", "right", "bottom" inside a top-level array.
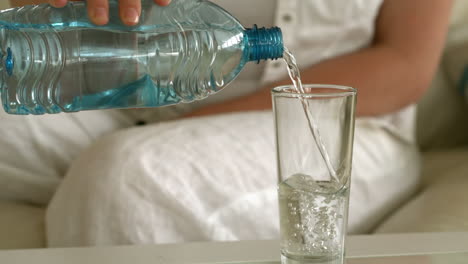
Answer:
[
  {"left": 0, "top": 200, "right": 45, "bottom": 249},
  {"left": 0, "top": 110, "right": 133, "bottom": 205},
  {"left": 374, "top": 148, "right": 468, "bottom": 234},
  {"left": 450, "top": 0, "right": 468, "bottom": 28},
  {"left": 416, "top": 25, "right": 468, "bottom": 151},
  {"left": 445, "top": 24, "right": 468, "bottom": 96}
]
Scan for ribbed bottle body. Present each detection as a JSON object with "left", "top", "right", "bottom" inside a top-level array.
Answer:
[{"left": 0, "top": 0, "right": 248, "bottom": 114}]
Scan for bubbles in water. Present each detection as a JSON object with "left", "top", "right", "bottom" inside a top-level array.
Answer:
[{"left": 278, "top": 173, "right": 347, "bottom": 258}]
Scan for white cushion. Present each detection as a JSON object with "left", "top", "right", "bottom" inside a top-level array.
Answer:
[
  {"left": 0, "top": 201, "right": 45, "bottom": 249},
  {"left": 416, "top": 26, "right": 468, "bottom": 151},
  {"left": 0, "top": 110, "right": 133, "bottom": 205},
  {"left": 421, "top": 148, "right": 468, "bottom": 186},
  {"left": 415, "top": 6, "right": 468, "bottom": 150},
  {"left": 451, "top": 0, "right": 468, "bottom": 27},
  {"left": 373, "top": 148, "right": 468, "bottom": 233}
]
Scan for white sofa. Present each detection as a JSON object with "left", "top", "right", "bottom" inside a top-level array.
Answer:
[{"left": 1, "top": 1, "right": 468, "bottom": 250}]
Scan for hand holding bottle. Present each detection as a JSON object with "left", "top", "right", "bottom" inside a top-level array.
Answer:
[
  {"left": 48, "top": 0, "right": 172, "bottom": 26},
  {"left": 0, "top": 0, "right": 282, "bottom": 115}
]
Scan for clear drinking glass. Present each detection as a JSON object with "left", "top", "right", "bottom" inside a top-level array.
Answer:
[{"left": 272, "top": 85, "right": 357, "bottom": 264}]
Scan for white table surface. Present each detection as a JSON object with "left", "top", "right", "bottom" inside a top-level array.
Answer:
[{"left": 1, "top": 232, "right": 468, "bottom": 264}]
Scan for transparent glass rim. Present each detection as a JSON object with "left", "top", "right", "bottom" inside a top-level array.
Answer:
[{"left": 271, "top": 84, "right": 356, "bottom": 99}]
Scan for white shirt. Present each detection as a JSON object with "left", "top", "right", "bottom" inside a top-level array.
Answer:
[
  {"left": 212, "top": 0, "right": 417, "bottom": 144},
  {"left": 141, "top": 0, "right": 416, "bottom": 144}
]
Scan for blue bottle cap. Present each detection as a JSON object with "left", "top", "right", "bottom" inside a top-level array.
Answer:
[{"left": 245, "top": 25, "right": 284, "bottom": 63}]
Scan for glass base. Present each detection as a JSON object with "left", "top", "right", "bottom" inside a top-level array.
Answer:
[{"left": 281, "top": 253, "right": 343, "bottom": 264}]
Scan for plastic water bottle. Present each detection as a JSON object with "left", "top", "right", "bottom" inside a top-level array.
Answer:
[{"left": 0, "top": 0, "right": 283, "bottom": 115}]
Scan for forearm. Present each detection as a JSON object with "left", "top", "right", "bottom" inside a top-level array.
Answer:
[
  {"left": 293, "top": 44, "right": 437, "bottom": 116},
  {"left": 188, "top": 0, "right": 452, "bottom": 118},
  {"left": 187, "top": 43, "right": 439, "bottom": 118}
]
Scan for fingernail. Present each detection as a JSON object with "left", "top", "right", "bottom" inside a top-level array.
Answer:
[
  {"left": 91, "top": 7, "right": 108, "bottom": 25},
  {"left": 124, "top": 8, "right": 139, "bottom": 25}
]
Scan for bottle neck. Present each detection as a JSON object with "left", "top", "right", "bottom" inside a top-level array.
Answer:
[{"left": 244, "top": 25, "right": 284, "bottom": 63}]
